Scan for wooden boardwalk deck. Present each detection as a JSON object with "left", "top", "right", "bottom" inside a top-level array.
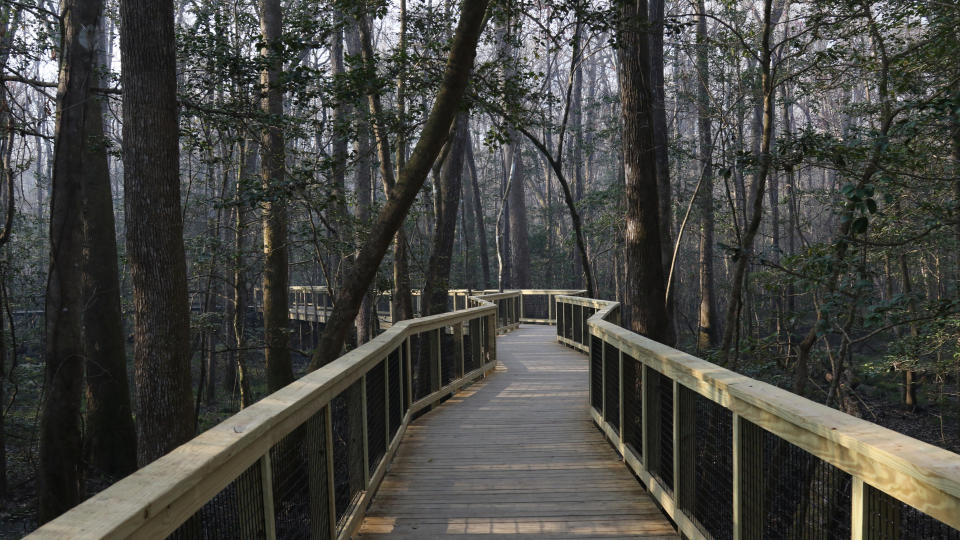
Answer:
[{"left": 356, "top": 325, "right": 678, "bottom": 539}]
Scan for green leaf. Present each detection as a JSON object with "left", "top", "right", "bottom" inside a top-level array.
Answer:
[{"left": 852, "top": 216, "right": 869, "bottom": 235}]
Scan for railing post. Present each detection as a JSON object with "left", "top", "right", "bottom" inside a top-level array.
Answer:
[
  {"left": 852, "top": 478, "right": 866, "bottom": 540},
  {"left": 259, "top": 453, "right": 277, "bottom": 540}
]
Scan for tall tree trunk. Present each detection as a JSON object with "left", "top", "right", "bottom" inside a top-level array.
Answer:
[
  {"left": 120, "top": 0, "right": 194, "bottom": 466},
  {"left": 392, "top": 0, "right": 414, "bottom": 321},
  {"left": 81, "top": 14, "right": 136, "bottom": 478},
  {"left": 507, "top": 144, "right": 529, "bottom": 288},
  {"left": 259, "top": 0, "right": 294, "bottom": 391},
  {"left": 570, "top": 22, "right": 585, "bottom": 289},
  {"left": 40, "top": 0, "right": 103, "bottom": 520},
  {"left": 424, "top": 113, "right": 468, "bottom": 314},
  {"left": 649, "top": 0, "right": 675, "bottom": 341},
  {"left": 309, "top": 0, "right": 489, "bottom": 370},
  {"left": 465, "top": 132, "right": 490, "bottom": 288},
  {"left": 695, "top": 0, "right": 718, "bottom": 350},
  {"left": 617, "top": 0, "right": 672, "bottom": 343},
  {"left": 232, "top": 138, "right": 258, "bottom": 408}
]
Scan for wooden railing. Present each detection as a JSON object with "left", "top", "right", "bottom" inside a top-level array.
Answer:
[
  {"left": 28, "top": 291, "right": 524, "bottom": 540},
  {"left": 556, "top": 294, "right": 960, "bottom": 540}
]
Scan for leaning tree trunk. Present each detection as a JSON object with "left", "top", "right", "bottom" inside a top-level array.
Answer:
[
  {"left": 119, "top": 0, "right": 194, "bottom": 466},
  {"left": 309, "top": 0, "right": 490, "bottom": 370},
  {"left": 40, "top": 0, "right": 104, "bottom": 521},
  {"left": 616, "top": 0, "right": 672, "bottom": 344},
  {"left": 259, "top": 0, "right": 294, "bottom": 392}
]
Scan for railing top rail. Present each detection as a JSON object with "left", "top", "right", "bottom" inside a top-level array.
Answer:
[
  {"left": 28, "top": 294, "right": 501, "bottom": 540},
  {"left": 555, "top": 294, "right": 611, "bottom": 309},
  {"left": 576, "top": 296, "right": 960, "bottom": 531}
]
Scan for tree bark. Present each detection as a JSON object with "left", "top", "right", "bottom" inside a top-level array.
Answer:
[
  {"left": 259, "top": 0, "right": 294, "bottom": 391},
  {"left": 309, "top": 0, "right": 490, "bottom": 370},
  {"left": 465, "top": 131, "right": 490, "bottom": 288},
  {"left": 81, "top": 13, "right": 136, "bottom": 478},
  {"left": 617, "top": 0, "right": 672, "bottom": 343},
  {"left": 119, "top": 0, "right": 194, "bottom": 466},
  {"left": 40, "top": 0, "right": 101, "bottom": 519},
  {"left": 695, "top": 0, "right": 718, "bottom": 350},
  {"left": 718, "top": 0, "right": 775, "bottom": 365},
  {"left": 424, "top": 113, "right": 468, "bottom": 314}
]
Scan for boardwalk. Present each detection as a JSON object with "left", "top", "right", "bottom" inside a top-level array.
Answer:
[{"left": 356, "top": 325, "right": 678, "bottom": 539}]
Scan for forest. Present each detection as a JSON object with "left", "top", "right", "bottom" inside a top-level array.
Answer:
[{"left": 0, "top": 0, "right": 958, "bottom": 534}]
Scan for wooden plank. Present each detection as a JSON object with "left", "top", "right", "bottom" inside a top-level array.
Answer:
[{"left": 357, "top": 325, "right": 678, "bottom": 539}]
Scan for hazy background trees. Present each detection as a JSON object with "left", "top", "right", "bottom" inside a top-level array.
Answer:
[{"left": 0, "top": 0, "right": 958, "bottom": 533}]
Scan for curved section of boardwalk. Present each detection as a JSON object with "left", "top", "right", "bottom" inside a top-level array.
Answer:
[{"left": 356, "top": 325, "right": 678, "bottom": 539}]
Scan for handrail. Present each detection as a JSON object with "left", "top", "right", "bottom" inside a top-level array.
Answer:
[
  {"left": 28, "top": 290, "right": 524, "bottom": 540},
  {"left": 556, "top": 295, "right": 960, "bottom": 540}
]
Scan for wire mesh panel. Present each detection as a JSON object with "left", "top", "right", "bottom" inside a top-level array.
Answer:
[
  {"left": 573, "top": 305, "right": 583, "bottom": 345},
  {"left": 678, "top": 387, "right": 732, "bottom": 540},
  {"left": 590, "top": 336, "right": 603, "bottom": 413},
  {"left": 408, "top": 332, "right": 431, "bottom": 402},
  {"left": 603, "top": 341, "right": 620, "bottom": 434},
  {"left": 268, "top": 409, "right": 331, "bottom": 540},
  {"left": 366, "top": 361, "right": 387, "bottom": 474},
  {"left": 522, "top": 293, "right": 548, "bottom": 319},
  {"left": 497, "top": 300, "right": 506, "bottom": 328},
  {"left": 388, "top": 348, "right": 402, "bottom": 440},
  {"left": 463, "top": 320, "right": 476, "bottom": 373},
  {"left": 864, "top": 484, "right": 960, "bottom": 539},
  {"left": 645, "top": 368, "right": 674, "bottom": 494},
  {"left": 440, "top": 327, "right": 457, "bottom": 386},
  {"left": 331, "top": 381, "right": 364, "bottom": 526},
  {"left": 401, "top": 340, "right": 410, "bottom": 414},
  {"left": 740, "top": 418, "right": 852, "bottom": 539},
  {"left": 622, "top": 354, "right": 642, "bottom": 457},
  {"left": 166, "top": 461, "right": 266, "bottom": 540},
  {"left": 563, "top": 302, "right": 573, "bottom": 339}
]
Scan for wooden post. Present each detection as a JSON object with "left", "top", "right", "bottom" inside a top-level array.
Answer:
[
  {"left": 259, "top": 453, "right": 277, "bottom": 540},
  {"left": 851, "top": 476, "right": 865, "bottom": 540}
]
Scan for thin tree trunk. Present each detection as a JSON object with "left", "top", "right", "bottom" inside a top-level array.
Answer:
[
  {"left": 120, "top": 0, "right": 194, "bottom": 467},
  {"left": 465, "top": 131, "right": 490, "bottom": 288},
  {"left": 718, "top": 0, "right": 776, "bottom": 365},
  {"left": 695, "top": 0, "right": 718, "bottom": 350},
  {"left": 309, "top": 0, "right": 489, "bottom": 370},
  {"left": 260, "top": 0, "right": 294, "bottom": 391}
]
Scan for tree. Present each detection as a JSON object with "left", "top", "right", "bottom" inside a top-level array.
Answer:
[
  {"left": 695, "top": 0, "right": 718, "bottom": 350},
  {"left": 259, "top": 0, "right": 294, "bottom": 391},
  {"left": 120, "top": 0, "right": 194, "bottom": 465},
  {"left": 309, "top": 0, "right": 490, "bottom": 370},
  {"left": 617, "top": 0, "right": 672, "bottom": 343},
  {"left": 39, "top": 0, "right": 107, "bottom": 520}
]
